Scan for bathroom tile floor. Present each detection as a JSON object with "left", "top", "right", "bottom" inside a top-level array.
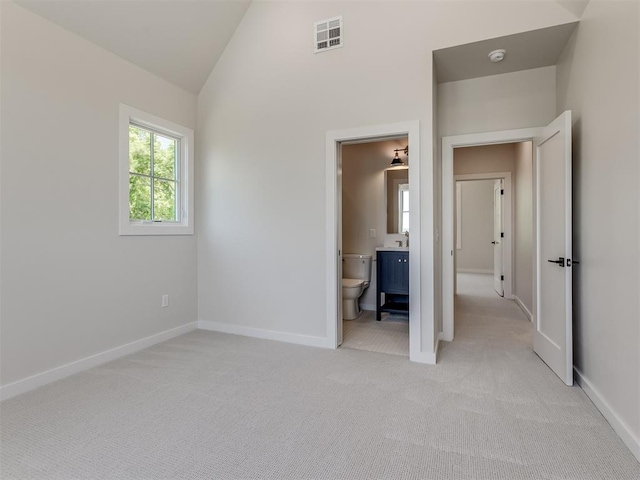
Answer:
[{"left": 341, "top": 310, "right": 409, "bottom": 356}]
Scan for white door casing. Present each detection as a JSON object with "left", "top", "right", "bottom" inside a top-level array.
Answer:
[
  {"left": 326, "top": 121, "right": 425, "bottom": 362},
  {"left": 533, "top": 110, "right": 573, "bottom": 386},
  {"left": 442, "top": 127, "right": 543, "bottom": 342},
  {"left": 493, "top": 179, "right": 504, "bottom": 296}
]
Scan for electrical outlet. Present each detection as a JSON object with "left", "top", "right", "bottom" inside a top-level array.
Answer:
[
  {"left": 370, "top": 229, "right": 376, "bottom": 238},
  {"left": 161, "top": 294, "right": 169, "bottom": 308}
]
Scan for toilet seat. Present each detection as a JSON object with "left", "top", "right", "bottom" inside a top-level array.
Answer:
[{"left": 342, "top": 278, "right": 364, "bottom": 288}]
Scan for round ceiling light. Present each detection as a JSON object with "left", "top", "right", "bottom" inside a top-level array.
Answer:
[{"left": 488, "top": 49, "right": 506, "bottom": 63}]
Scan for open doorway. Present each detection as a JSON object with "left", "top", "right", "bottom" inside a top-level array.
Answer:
[
  {"left": 443, "top": 137, "right": 537, "bottom": 342},
  {"left": 455, "top": 177, "right": 508, "bottom": 298},
  {"left": 338, "top": 138, "right": 410, "bottom": 356},
  {"left": 325, "top": 120, "right": 426, "bottom": 363}
]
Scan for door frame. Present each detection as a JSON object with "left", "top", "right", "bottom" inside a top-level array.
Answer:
[
  {"left": 326, "top": 120, "right": 422, "bottom": 361},
  {"left": 455, "top": 173, "right": 512, "bottom": 296},
  {"left": 442, "top": 127, "right": 542, "bottom": 341}
]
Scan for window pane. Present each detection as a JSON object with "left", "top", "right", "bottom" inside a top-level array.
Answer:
[
  {"left": 129, "top": 125, "right": 151, "bottom": 175},
  {"left": 154, "top": 134, "right": 177, "bottom": 180},
  {"left": 154, "top": 179, "right": 176, "bottom": 221},
  {"left": 402, "top": 213, "right": 409, "bottom": 232},
  {"left": 402, "top": 190, "right": 409, "bottom": 211},
  {"left": 129, "top": 175, "right": 151, "bottom": 220}
]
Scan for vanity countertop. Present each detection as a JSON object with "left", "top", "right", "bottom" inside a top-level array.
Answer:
[{"left": 375, "top": 246, "right": 409, "bottom": 252}]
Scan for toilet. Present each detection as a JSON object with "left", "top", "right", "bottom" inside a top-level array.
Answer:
[{"left": 342, "top": 254, "right": 372, "bottom": 320}]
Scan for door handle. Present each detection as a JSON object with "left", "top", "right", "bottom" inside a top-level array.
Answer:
[
  {"left": 567, "top": 259, "right": 580, "bottom": 267},
  {"left": 491, "top": 241, "right": 499, "bottom": 245},
  {"left": 548, "top": 257, "right": 565, "bottom": 267}
]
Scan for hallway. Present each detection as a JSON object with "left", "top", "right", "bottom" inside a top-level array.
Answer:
[
  {"left": 435, "top": 273, "right": 640, "bottom": 477},
  {"left": 452, "top": 272, "right": 531, "bottom": 347}
]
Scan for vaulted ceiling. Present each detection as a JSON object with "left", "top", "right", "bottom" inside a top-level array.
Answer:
[
  {"left": 15, "top": 0, "right": 587, "bottom": 95},
  {"left": 16, "top": 0, "right": 252, "bottom": 94}
]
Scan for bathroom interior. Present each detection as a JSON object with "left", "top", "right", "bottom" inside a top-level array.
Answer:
[{"left": 340, "top": 137, "right": 410, "bottom": 357}]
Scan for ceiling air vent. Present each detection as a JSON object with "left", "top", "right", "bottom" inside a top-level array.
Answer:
[{"left": 314, "top": 16, "right": 343, "bottom": 53}]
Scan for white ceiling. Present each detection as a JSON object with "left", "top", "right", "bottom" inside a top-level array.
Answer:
[
  {"left": 16, "top": 0, "right": 252, "bottom": 94},
  {"left": 433, "top": 22, "right": 578, "bottom": 84},
  {"left": 15, "top": 0, "right": 586, "bottom": 94}
]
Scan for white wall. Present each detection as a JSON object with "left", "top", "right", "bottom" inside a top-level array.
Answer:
[
  {"left": 341, "top": 139, "right": 408, "bottom": 309},
  {"left": 196, "top": 0, "right": 576, "bottom": 354},
  {"left": 438, "top": 66, "right": 557, "bottom": 137},
  {"left": 514, "top": 142, "right": 533, "bottom": 316},
  {"left": 556, "top": 0, "right": 639, "bottom": 458},
  {"left": 456, "top": 180, "right": 494, "bottom": 273},
  {"left": 0, "top": 3, "right": 198, "bottom": 387}
]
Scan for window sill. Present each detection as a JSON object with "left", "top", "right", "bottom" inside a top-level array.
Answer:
[{"left": 119, "top": 221, "right": 193, "bottom": 236}]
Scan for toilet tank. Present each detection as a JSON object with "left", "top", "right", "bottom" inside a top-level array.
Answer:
[{"left": 343, "top": 254, "right": 372, "bottom": 282}]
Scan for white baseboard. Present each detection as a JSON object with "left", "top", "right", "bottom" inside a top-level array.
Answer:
[
  {"left": 409, "top": 341, "right": 438, "bottom": 365},
  {"left": 439, "top": 331, "right": 452, "bottom": 342},
  {"left": 198, "top": 321, "right": 333, "bottom": 349},
  {"left": 360, "top": 303, "right": 376, "bottom": 312},
  {"left": 0, "top": 322, "right": 198, "bottom": 401},
  {"left": 574, "top": 368, "right": 640, "bottom": 463},
  {"left": 456, "top": 268, "right": 493, "bottom": 274},
  {"left": 514, "top": 295, "right": 533, "bottom": 322}
]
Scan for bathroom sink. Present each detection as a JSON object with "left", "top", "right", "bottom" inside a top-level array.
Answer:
[{"left": 375, "top": 246, "right": 409, "bottom": 252}]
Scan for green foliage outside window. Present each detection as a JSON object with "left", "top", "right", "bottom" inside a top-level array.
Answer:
[{"left": 129, "top": 125, "right": 178, "bottom": 221}]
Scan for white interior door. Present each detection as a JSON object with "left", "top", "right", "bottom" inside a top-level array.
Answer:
[
  {"left": 534, "top": 110, "right": 573, "bottom": 386},
  {"left": 493, "top": 179, "right": 504, "bottom": 296}
]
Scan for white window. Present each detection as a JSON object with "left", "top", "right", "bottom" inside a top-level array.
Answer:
[
  {"left": 398, "top": 183, "right": 409, "bottom": 233},
  {"left": 119, "top": 104, "right": 194, "bottom": 235}
]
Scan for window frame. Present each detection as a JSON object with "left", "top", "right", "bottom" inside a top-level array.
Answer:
[
  {"left": 119, "top": 104, "right": 194, "bottom": 235},
  {"left": 398, "top": 183, "right": 409, "bottom": 233}
]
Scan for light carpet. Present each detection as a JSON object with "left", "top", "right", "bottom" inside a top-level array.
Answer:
[
  {"left": 1, "top": 275, "right": 639, "bottom": 479},
  {"left": 341, "top": 310, "right": 409, "bottom": 357}
]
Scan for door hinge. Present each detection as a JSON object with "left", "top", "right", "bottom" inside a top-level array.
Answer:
[
  {"left": 501, "top": 232, "right": 504, "bottom": 238},
  {"left": 501, "top": 189, "right": 504, "bottom": 195},
  {"left": 501, "top": 275, "right": 504, "bottom": 281}
]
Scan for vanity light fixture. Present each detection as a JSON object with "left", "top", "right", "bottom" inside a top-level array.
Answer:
[{"left": 391, "top": 146, "right": 408, "bottom": 166}]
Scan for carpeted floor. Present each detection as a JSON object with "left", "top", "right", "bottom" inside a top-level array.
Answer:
[
  {"left": 341, "top": 310, "right": 409, "bottom": 356},
  {"left": 1, "top": 274, "right": 639, "bottom": 479}
]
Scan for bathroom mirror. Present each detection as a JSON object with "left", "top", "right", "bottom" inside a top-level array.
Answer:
[{"left": 385, "top": 167, "right": 409, "bottom": 234}]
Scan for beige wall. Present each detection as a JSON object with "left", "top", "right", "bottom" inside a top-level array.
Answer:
[
  {"left": 556, "top": 0, "right": 639, "bottom": 455},
  {"left": 0, "top": 3, "right": 198, "bottom": 387},
  {"left": 454, "top": 143, "right": 516, "bottom": 176},
  {"left": 456, "top": 180, "right": 494, "bottom": 273},
  {"left": 514, "top": 142, "right": 533, "bottom": 316},
  {"left": 341, "top": 139, "right": 408, "bottom": 309}
]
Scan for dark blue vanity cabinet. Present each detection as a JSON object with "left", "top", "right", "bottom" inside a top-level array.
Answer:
[{"left": 376, "top": 250, "right": 409, "bottom": 320}]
